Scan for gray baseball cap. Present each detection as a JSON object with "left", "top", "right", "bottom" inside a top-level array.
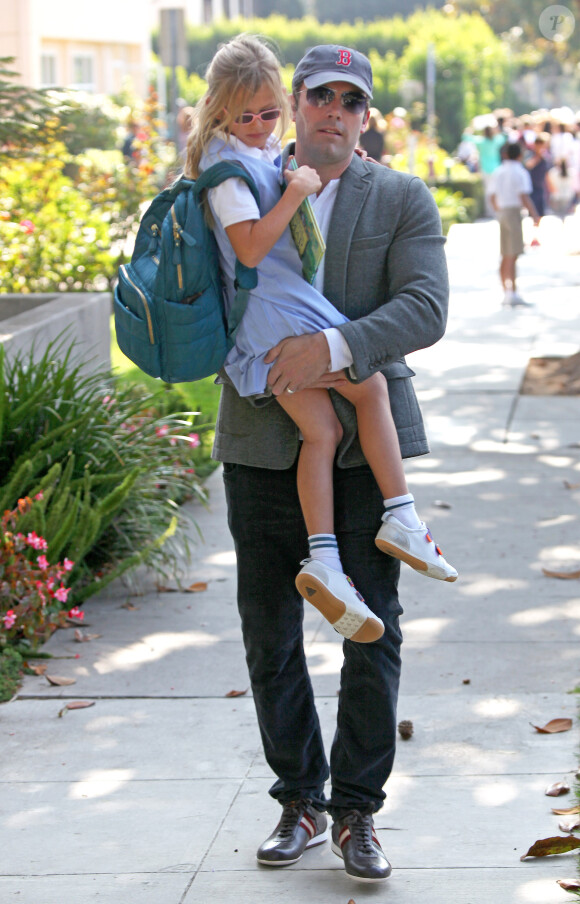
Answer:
[{"left": 292, "top": 45, "right": 373, "bottom": 99}]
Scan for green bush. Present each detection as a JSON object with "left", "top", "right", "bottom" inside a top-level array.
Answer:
[
  {"left": 0, "top": 85, "right": 175, "bottom": 295},
  {"left": 430, "top": 186, "right": 476, "bottom": 234},
  {"left": 0, "top": 647, "right": 23, "bottom": 702},
  {"left": 0, "top": 338, "right": 207, "bottom": 628},
  {"left": 434, "top": 174, "right": 485, "bottom": 219},
  {"left": 49, "top": 90, "right": 121, "bottom": 155},
  {"left": 0, "top": 142, "right": 113, "bottom": 293}
]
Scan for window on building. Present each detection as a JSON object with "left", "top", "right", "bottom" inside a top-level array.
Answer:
[
  {"left": 203, "top": 0, "right": 213, "bottom": 23},
  {"left": 71, "top": 55, "right": 95, "bottom": 91},
  {"left": 40, "top": 54, "right": 58, "bottom": 87}
]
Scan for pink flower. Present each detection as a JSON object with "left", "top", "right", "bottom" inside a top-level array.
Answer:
[
  {"left": 169, "top": 436, "right": 177, "bottom": 446},
  {"left": 3, "top": 610, "right": 16, "bottom": 629},
  {"left": 26, "top": 531, "right": 48, "bottom": 551},
  {"left": 188, "top": 433, "right": 200, "bottom": 448},
  {"left": 20, "top": 219, "right": 35, "bottom": 234},
  {"left": 45, "top": 577, "right": 55, "bottom": 591},
  {"left": 155, "top": 424, "right": 170, "bottom": 437},
  {"left": 35, "top": 492, "right": 44, "bottom": 501},
  {"left": 63, "top": 558, "right": 74, "bottom": 572},
  {"left": 54, "top": 586, "right": 70, "bottom": 604},
  {"left": 37, "top": 554, "right": 49, "bottom": 570},
  {"left": 67, "top": 605, "right": 84, "bottom": 619}
]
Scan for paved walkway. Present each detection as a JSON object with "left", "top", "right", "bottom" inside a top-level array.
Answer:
[{"left": 2, "top": 213, "right": 580, "bottom": 903}]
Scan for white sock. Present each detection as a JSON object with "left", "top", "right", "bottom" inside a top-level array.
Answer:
[
  {"left": 383, "top": 493, "right": 422, "bottom": 530},
  {"left": 308, "top": 534, "right": 343, "bottom": 572}
]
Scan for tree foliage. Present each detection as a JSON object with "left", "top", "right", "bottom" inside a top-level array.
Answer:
[
  {"left": 0, "top": 58, "right": 59, "bottom": 155},
  {"left": 155, "top": 10, "right": 509, "bottom": 150}
]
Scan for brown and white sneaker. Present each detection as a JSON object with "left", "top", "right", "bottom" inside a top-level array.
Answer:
[
  {"left": 331, "top": 810, "right": 392, "bottom": 882},
  {"left": 256, "top": 799, "right": 327, "bottom": 866}
]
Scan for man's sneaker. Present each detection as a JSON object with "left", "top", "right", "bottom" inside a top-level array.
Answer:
[
  {"left": 331, "top": 810, "right": 392, "bottom": 882},
  {"left": 295, "top": 560, "right": 384, "bottom": 643},
  {"left": 375, "top": 513, "right": 458, "bottom": 582},
  {"left": 256, "top": 799, "right": 327, "bottom": 866}
]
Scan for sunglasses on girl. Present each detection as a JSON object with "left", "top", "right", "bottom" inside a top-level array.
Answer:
[
  {"left": 300, "top": 86, "right": 368, "bottom": 115},
  {"left": 232, "top": 108, "right": 282, "bottom": 125}
]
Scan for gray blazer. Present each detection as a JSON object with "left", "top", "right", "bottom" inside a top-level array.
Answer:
[{"left": 212, "top": 151, "right": 449, "bottom": 469}]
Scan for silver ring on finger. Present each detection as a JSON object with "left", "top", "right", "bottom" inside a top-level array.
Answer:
[{"left": 286, "top": 387, "right": 295, "bottom": 394}]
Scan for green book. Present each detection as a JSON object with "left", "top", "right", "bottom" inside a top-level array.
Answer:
[{"left": 287, "top": 157, "right": 326, "bottom": 285}]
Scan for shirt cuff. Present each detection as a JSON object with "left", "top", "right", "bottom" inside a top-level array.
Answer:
[{"left": 322, "top": 328, "right": 354, "bottom": 372}]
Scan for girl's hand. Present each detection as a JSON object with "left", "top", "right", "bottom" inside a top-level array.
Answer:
[{"left": 284, "top": 159, "right": 322, "bottom": 199}]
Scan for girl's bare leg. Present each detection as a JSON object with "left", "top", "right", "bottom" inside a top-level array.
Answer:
[
  {"left": 337, "top": 373, "right": 458, "bottom": 582},
  {"left": 276, "top": 387, "right": 343, "bottom": 536},
  {"left": 336, "top": 372, "right": 408, "bottom": 501},
  {"left": 277, "top": 388, "right": 385, "bottom": 642}
]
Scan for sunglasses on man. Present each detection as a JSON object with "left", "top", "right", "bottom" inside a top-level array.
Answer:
[{"left": 299, "top": 86, "right": 368, "bottom": 115}]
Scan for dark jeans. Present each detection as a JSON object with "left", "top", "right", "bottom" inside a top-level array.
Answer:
[{"left": 223, "top": 459, "right": 403, "bottom": 820}]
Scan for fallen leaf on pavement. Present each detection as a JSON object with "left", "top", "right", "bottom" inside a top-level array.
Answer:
[
  {"left": 557, "top": 878, "right": 580, "bottom": 891},
  {"left": 186, "top": 582, "right": 208, "bottom": 593},
  {"left": 433, "top": 500, "right": 452, "bottom": 509},
  {"left": 563, "top": 480, "right": 580, "bottom": 490},
  {"left": 545, "top": 781, "right": 570, "bottom": 797},
  {"left": 559, "top": 817, "right": 580, "bottom": 833},
  {"left": 531, "top": 718, "right": 573, "bottom": 734},
  {"left": 225, "top": 688, "right": 248, "bottom": 698},
  {"left": 520, "top": 836, "right": 580, "bottom": 860},
  {"left": 58, "top": 701, "right": 95, "bottom": 718},
  {"left": 121, "top": 602, "right": 139, "bottom": 610},
  {"left": 552, "top": 805, "right": 580, "bottom": 816},
  {"left": 74, "top": 630, "right": 102, "bottom": 643},
  {"left": 542, "top": 568, "right": 580, "bottom": 580},
  {"left": 29, "top": 664, "right": 48, "bottom": 676},
  {"left": 46, "top": 675, "right": 76, "bottom": 686}
]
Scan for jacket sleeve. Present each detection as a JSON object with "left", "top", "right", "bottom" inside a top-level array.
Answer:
[{"left": 336, "top": 174, "right": 449, "bottom": 383}]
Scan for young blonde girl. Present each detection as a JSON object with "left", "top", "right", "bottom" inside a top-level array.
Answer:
[{"left": 185, "top": 34, "right": 456, "bottom": 644}]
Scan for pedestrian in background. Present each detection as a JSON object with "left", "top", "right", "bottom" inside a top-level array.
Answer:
[{"left": 489, "top": 142, "right": 539, "bottom": 308}]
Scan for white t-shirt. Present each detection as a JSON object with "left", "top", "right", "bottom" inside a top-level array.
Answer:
[{"left": 489, "top": 160, "right": 532, "bottom": 209}]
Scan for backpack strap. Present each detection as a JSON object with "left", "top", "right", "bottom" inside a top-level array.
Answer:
[{"left": 194, "top": 161, "right": 262, "bottom": 342}]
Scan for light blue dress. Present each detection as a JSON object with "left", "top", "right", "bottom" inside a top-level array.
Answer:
[{"left": 200, "top": 137, "right": 348, "bottom": 397}]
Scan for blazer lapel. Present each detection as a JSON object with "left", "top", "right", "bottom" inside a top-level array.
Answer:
[{"left": 324, "top": 155, "right": 371, "bottom": 312}]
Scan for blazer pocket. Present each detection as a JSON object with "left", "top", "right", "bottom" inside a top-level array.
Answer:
[{"left": 350, "top": 230, "right": 391, "bottom": 251}]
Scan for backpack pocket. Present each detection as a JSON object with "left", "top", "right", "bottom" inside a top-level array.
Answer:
[
  {"left": 114, "top": 266, "right": 161, "bottom": 378},
  {"left": 161, "top": 286, "right": 230, "bottom": 383}
]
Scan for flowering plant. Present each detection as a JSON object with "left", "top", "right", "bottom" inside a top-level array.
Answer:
[{"left": 0, "top": 497, "right": 77, "bottom": 650}]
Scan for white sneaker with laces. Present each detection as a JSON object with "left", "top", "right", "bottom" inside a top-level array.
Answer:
[
  {"left": 295, "top": 560, "right": 384, "bottom": 643},
  {"left": 375, "top": 514, "right": 458, "bottom": 582}
]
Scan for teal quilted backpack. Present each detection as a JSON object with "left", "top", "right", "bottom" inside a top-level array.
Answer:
[{"left": 114, "top": 161, "right": 259, "bottom": 383}]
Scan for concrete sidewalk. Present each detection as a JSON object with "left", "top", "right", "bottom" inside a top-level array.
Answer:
[{"left": 2, "top": 213, "right": 580, "bottom": 903}]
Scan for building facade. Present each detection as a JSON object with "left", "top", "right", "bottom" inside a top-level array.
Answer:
[{"left": 1, "top": 0, "right": 151, "bottom": 96}]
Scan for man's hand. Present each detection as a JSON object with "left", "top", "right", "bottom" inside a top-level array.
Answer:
[{"left": 265, "top": 333, "right": 335, "bottom": 395}]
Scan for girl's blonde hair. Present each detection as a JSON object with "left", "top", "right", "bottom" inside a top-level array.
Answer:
[{"left": 185, "top": 34, "right": 290, "bottom": 178}]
